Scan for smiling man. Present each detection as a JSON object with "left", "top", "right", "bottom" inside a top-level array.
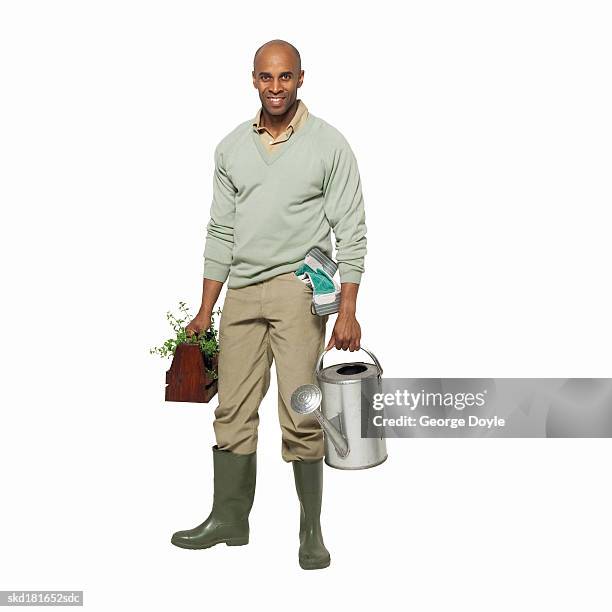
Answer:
[{"left": 170, "top": 39, "right": 367, "bottom": 570}]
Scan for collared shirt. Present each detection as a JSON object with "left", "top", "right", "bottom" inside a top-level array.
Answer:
[{"left": 251, "top": 99, "right": 309, "bottom": 153}]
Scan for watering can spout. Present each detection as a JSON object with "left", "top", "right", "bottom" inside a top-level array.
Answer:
[
  {"left": 290, "top": 384, "right": 350, "bottom": 458},
  {"left": 318, "top": 413, "right": 350, "bottom": 458}
]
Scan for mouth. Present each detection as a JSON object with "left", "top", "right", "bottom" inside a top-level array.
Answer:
[{"left": 267, "top": 96, "right": 286, "bottom": 105}]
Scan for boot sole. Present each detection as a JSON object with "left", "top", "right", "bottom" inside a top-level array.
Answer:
[
  {"left": 171, "top": 536, "right": 249, "bottom": 550},
  {"left": 299, "top": 556, "right": 331, "bottom": 570}
]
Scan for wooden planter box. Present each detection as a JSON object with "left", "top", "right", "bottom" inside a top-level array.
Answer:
[{"left": 165, "top": 343, "right": 218, "bottom": 403}]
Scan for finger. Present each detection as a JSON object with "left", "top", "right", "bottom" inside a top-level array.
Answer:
[{"left": 325, "top": 334, "right": 335, "bottom": 350}]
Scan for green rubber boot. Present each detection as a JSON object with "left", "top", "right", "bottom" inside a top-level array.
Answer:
[
  {"left": 171, "top": 445, "right": 256, "bottom": 549},
  {"left": 292, "top": 459, "right": 331, "bottom": 570}
]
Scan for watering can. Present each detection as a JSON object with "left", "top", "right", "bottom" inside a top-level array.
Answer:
[{"left": 291, "top": 346, "right": 387, "bottom": 470}]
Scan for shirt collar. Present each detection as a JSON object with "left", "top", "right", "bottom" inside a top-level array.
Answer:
[{"left": 252, "top": 99, "right": 308, "bottom": 135}]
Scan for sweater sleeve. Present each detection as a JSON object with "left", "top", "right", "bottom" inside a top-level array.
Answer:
[
  {"left": 322, "top": 137, "right": 367, "bottom": 284},
  {"left": 203, "top": 146, "right": 237, "bottom": 282}
]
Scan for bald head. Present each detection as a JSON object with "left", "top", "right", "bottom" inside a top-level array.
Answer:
[
  {"left": 253, "top": 39, "right": 301, "bottom": 73},
  {"left": 252, "top": 39, "right": 304, "bottom": 118}
]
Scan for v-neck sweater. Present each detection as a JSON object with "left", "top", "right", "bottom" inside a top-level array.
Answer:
[{"left": 203, "top": 112, "right": 367, "bottom": 289}]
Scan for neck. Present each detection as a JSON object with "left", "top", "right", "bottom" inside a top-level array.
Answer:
[{"left": 260, "top": 99, "right": 299, "bottom": 132}]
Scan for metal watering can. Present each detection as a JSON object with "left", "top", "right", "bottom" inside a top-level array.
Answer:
[{"left": 291, "top": 346, "right": 387, "bottom": 470}]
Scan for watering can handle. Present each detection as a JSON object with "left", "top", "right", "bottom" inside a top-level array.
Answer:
[{"left": 315, "top": 345, "right": 383, "bottom": 378}]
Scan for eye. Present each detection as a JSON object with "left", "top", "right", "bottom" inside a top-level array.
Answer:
[{"left": 281, "top": 74, "right": 291, "bottom": 80}]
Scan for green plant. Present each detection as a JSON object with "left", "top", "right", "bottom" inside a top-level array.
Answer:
[{"left": 150, "top": 301, "right": 221, "bottom": 379}]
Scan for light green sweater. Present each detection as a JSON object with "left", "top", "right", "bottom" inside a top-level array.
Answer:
[{"left": 203, "top": 112, "right": 367, "bottom": 289}]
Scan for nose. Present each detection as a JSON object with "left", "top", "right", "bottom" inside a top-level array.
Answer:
[{"left": 269, "top": 78, "right": 284, "bottom": 93}]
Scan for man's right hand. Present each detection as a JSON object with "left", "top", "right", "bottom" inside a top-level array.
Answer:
[
  {"left": 186, "top": 311, "right": 212, "bottom": 337},
  {"left": 187, "top": 277, "right": 224, "bottom": 337}
]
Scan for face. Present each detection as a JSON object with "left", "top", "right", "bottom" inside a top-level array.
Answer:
[{"left": 252, "top": 46, "right": 304, "bottom": 116}]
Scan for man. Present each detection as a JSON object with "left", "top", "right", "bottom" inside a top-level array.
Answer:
[{"left": 171, "top": 39, "right": 367, "bottom": 570}]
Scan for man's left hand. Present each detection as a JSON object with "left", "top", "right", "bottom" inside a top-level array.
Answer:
[{"left": 326, "top": 312, "right": 361, "bottom": 351}]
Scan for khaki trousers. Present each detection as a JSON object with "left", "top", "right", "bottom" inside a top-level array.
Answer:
[{"left": 214, "top": 272, "right": 329, "bottom": 462}]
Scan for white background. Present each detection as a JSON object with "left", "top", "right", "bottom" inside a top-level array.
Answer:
[{"left": 1, "top": 1, "right": 611, "bottom": 610}]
